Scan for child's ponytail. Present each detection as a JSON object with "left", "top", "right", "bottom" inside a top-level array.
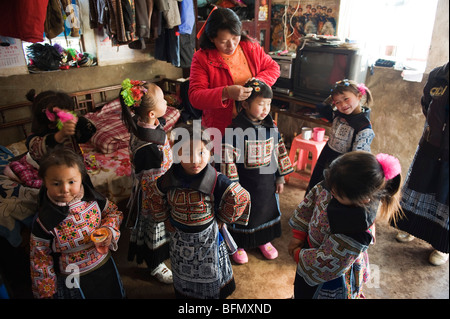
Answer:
[
  {"left": 324, "top": 151, "right": 404, "bottom": 225},
  {"left": 375, "top": 153, "right": 403, "bottom": 225},
  {"left": 356, "top": 83, "right": 374, "bottom": 108},
  {"left": 120, "top": 92, "right": 139, "bottom": 137},
  {"left": 119, "top": 78, "right": 151, "bottom": 137}
]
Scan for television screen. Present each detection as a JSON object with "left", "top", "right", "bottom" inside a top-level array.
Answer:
[
  {"left": 298, "top": 51, "right": 348, "bottom": 92},
  {"left": 293, "top": 46, "right": 366, "bottom": 103}
]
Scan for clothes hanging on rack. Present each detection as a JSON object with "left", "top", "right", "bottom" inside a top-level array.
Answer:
[
  {"left": 154, "top": 0, "right": 181, "bottom": 29},
  {"left": 154, "top": 0, "right": 196, "bottom": 68},
  {"left": 154, "top": 22, "right": 180, "bottom": 67},
  {"left": 0, "top": 0, "right": 49, "bottom": 43},
  {"left": 44, "top": 0, "right": 65, "bottom": 39},
  {"left": 89, "top": 0, "right": 138, "bottom": 46},
  {"left": 88, "top": 0, "right": 195, "bottom": 66},
  {"left": 131, "top": 0, "right": 153, "bottom": 49}
]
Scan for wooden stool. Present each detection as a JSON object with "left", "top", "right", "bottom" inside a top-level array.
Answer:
[{"left": 285, "top": 136, "right": 327, "bottom": 183}]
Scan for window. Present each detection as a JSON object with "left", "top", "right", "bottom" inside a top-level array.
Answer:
[
  {"left": 21, "top": 1, "right": 84, "bottom": 68},
  {"left": 338, "top": 0, "right": 438, "bottom": 72}
]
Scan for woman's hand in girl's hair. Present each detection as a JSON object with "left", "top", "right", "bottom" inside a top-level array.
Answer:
[
  {"left": 217, "top": 219, "right": 224, "bottom": 230},
  {"left": 288, "top": 238, "right": 304, "bottom": 262},
  {"left": 275, "top": 183, "right": 284, "bottom": 194},
  {"left": 93, "top": 227, "right": 112, "bottom": 254},
  {"left": 54, "top": 119, "right": 77, "bottom": 143},
  {"left": 224, "top": 85, "right": 253, "bottom": 101}
]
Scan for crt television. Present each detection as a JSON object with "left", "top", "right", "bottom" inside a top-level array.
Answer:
[{"left": 293, "top": 45, "right": 368, "bottom": 103}]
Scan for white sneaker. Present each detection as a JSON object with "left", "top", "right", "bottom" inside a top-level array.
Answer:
[
  {"left": 395, "top": 231, "right": 415, "bottom": 243},
  {"left": 151, "top": 263, "right": 173, "bottom": 284},
  {"left": 429, "top": 250, "right": 449, "bottom": 266}
]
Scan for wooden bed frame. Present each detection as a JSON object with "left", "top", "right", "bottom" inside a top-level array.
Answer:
[{"left": 0, "top": 75, "right": 180, "bottom": 142}]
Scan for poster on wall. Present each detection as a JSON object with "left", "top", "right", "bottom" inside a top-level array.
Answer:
[{"left": 271, "top": 0, "right": 340, "bottom": 52}]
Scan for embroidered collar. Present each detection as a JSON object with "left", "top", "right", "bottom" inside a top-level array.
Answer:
[
  {"left": 36, "top": 179, "right": 107, "bottom": 234},
  {"left": 135, "top": 117, "right": 166, "bottom": 145},
  {"left": 158, "top": 163, "right": 218, "bottom": 195},
  {"left": 137, "top": 118, "right": 160, "bottom": 129},
  {"left": 231, "top": 110, "right": 275, "bottom": 130},
  {"left": 334, "top": 107, "right": 371, "bottom": 130}
]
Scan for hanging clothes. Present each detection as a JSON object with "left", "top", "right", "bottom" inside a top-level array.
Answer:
[
  {"left": 88, "top": 0, "right": 108, "bottom": 28},
  {"left": 60, "top": 0, "right": 81, "bottom": 37},
  {"left": 179, "top": 0, "right": 195, "bottom": 35},
  {"left": 154, "top": 24, "right": 180, "bottom": 67},
  {"left": 128, "top": 0, "right": 153, "bottom": 49},
  {"left": 0, "top": 0, "right": 49, "bottom": 43},
  {"left": 44, "top": 0, "right": 65, "bottom": 39},
  {"left": 89, "top": 0, "right": 137, "bottom": 46},
  {"left": 154, "top": 0, "right": 181, "bottom": 29},
  {"left": 178, "top": 0, "right": 196, "bottom": 68},
  {"left": 153, "top": 0, "right": 196, "bottom": 68}
]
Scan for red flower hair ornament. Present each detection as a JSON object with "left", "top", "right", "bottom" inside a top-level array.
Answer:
[{"left": 121, "top": 78, "right": 148, "bottom": 107}]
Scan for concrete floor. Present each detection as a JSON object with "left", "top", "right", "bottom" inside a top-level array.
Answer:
[
  {"left": 114, "top": 178, "right": 449, "bottom": 299},
  {"left": 1, "top": 178, "right": 447, "bottom": 300}
]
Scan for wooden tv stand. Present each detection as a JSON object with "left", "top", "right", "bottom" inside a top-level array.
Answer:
[{"left": 271, "top": 93, "right": 332, "bottom": 127}]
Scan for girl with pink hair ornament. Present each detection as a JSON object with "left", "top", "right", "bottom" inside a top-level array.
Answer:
[
  {"left": 306, "top": 79, "right": 375, "bottom": 194},
  {"left": 288, "top": 151, "right": 403, "bottom": 299}
]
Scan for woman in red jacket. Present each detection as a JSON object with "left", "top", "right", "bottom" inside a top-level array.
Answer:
[{"left": 189, "top": 7, "right": 280, "bottom": 136}]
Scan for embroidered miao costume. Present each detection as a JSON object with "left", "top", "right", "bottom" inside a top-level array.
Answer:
[
  {"left": 307, "top": 107, "right": 374, "bottom": 191},
  {"left": 30, "top": 182, "right": 124, "bottom": 299},
  {"left": 127, "top": 119, "right": 173, "bottom": 269},
  {"left": 289, "top": 182, "right": 376, "bottom": 299},
  {"left": 220, "top": 112, "right": 293, "bottom": 248},
  {"left": 395, "top": 63, "right": 449, "bottom": 253},
  {"left": 146, "top": 164, "right": 251, "bottom": 299}
]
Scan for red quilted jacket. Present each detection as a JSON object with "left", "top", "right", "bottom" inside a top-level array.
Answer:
[{"left": 189, "top": 40, "right": 280, "bottom": 135}]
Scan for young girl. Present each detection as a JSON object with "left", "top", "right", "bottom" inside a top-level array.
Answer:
[
  {"left": 307, "top": 79, "right": 375, "bottom": 192},
  {"left": 7, "top": 90, "right": 96, "bottom": 189},
  {"left": 145, "top": 123, "right": 251, "bottom": 299},
  {"left": 288, "top": 151, "right": 403, "bottom": 299},
  {"left": 220, "top": 79, "right": 293, "bottom": 264},
  {"left": 30, "top": 148, "right": 124, "bottom": 299},
  {"left": 26, "top": 89, "right": 97, "bottom": 161},
  {"left": 120, "top": 78, "right": 173, "bottom": 284}
]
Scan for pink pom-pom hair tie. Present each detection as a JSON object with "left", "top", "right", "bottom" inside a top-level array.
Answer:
[
  {"left": 357, "top": 83, "right": 368, "bottom": 96},
  {"left": 376, "top": 153, "right": 401, "bottom": 180}
]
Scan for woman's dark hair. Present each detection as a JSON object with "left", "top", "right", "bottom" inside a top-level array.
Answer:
[
  {"left": 324, "top": 151, "right": 403, "bottom": 224},
  {"left": 120, "top": 82, "right": 160, "bottom": 137},
  {"left": 38, "top": 146, "right": 87, "bottom": 180},
  {"left": 199, "top": 7, "right": 252, "bottom": 50},
  {"left": 27, "top": 89, "right": 75, "bottom": 136}
]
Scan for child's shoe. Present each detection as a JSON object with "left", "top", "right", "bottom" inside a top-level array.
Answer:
[
  {"left": 259, "top": 242, "right": 278, "bottom": 260},
  {"left": 151, "top": 262, "right": 173, "bottom": 284},
  {"left": 395, "top": 231, "right": 415, "bottom": 243},
  {"left": 429, "top": 250, "right": 449, "bottom": 266},
  {"left": 232, "top": 248, "right": 248, "bottom": 264}
]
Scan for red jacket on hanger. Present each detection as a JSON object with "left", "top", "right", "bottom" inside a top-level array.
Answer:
[{"left": 0, "top": 0, "right": 49, "bottom": 43}]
